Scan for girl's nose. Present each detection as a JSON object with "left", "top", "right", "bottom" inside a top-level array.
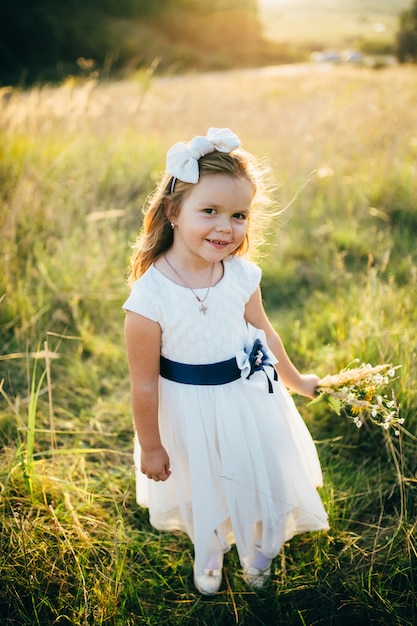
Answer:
[{"left": 215, "top": 216, "right": 232, "bottom": 232}]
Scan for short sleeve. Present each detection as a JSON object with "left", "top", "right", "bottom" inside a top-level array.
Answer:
[
  {"left": 243, "top": 258, "right": 262, "bottom": 295},
  {"left": 122, "top": 270, "right": 160, "bottom": 322},
  {"left": 227, "top": 256, "right": 262, "bottom": 301}
]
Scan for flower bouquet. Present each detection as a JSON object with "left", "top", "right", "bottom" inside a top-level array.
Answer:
[{"left": 311, "top": 361, "right": 403, "bottom": 434}]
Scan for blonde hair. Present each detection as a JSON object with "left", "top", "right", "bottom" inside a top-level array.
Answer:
[{"left": 127, "top": 148, "right": 274, "bottom": 285}]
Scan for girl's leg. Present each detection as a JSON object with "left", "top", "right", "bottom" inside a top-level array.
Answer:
[
  {"left": 251, "top": 546, "right": 272, "bottom": 571},
  {"left": 243, "top": 523, "right": 272, "bottom": 588},
  {"left": 193, "top": 530, "right": 225, "bottom": 595},
  {"left": 205, "top": 553, "right": 223, "bottom": 571}
]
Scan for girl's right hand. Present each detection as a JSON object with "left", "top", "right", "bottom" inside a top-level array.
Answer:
[{"left": 141, "top": 446, "right": 172, "bottom": 482}]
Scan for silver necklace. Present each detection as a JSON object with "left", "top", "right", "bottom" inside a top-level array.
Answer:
[{"left": 164, "top": 253, "right": 214, "bottom": 314}]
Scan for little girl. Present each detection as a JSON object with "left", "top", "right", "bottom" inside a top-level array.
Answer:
[{"left": 123, "top": 127, "right": 329, "bottom": 595}]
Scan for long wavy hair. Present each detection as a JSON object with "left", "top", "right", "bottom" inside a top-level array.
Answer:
[{"left": 127, "top": 148, "right": 274, "bottom": 285}]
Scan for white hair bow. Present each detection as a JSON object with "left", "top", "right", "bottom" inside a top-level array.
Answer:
[{"left": 166, "top": 127, "right": 241, "bottom": 184}]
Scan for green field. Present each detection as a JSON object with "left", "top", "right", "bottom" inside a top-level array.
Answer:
[
  {"left": 259, "top": 0, "right": 410, "bottom": 47},
  {"left": 1, "top": 63, "right": 417, "bottom": 624}
]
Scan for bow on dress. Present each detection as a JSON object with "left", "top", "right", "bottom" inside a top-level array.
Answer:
[
  {"left": 166, "top": 127, "right": 241, "bottom": 184},
  {"left": 236, "top": 327, "right": 278, "bottom": 393}
]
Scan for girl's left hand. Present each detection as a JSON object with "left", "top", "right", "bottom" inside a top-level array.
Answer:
[{"left": 298, "top": 374, "right": 321, "bottom": 399}]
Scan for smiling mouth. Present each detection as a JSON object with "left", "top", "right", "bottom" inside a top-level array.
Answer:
[{"left": 207, "top": 239, "right": 229, "bottom": 246}]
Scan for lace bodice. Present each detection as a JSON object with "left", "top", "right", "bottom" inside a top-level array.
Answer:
[{"left": 123, "top": 256, "right": 261, "bottom": 364}]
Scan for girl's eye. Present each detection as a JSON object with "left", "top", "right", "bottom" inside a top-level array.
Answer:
[
  {"left": 203, "top": 208, "right": 216, "bottom": 214},
  {"left": 233, "top": 213, "right": 248, "bottom": 220}
]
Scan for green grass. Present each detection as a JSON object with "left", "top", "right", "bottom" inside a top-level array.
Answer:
[{"left": 1, "top": 64, "right": 417, "bottom": 624}]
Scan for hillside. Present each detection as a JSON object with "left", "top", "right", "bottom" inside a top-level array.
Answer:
[{"left": 259, "top": 0, "right": 410, "bottom": 47}]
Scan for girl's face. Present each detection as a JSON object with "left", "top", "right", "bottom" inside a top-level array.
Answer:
[{"left": 171, "top": 174, "right": 254, "bottom": 266}]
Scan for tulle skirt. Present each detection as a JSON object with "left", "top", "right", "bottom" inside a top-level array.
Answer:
[{"left": 134, "top": 375, "right": 329, "bottom": 576}]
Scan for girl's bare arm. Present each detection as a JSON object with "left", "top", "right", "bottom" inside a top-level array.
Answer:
[
  {"left": 124, "top": 311, "right": 171, "bottom": 481},
  {"left": 244, "top": 287, "right": 319, "bottom": 398}
]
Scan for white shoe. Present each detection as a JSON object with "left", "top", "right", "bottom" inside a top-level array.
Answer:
[
  {"left": 243, "top": 565, "right": 271, "bottom": 589},
  {"left": 193, "top": 566, "right": 222, "bottom": 595}
]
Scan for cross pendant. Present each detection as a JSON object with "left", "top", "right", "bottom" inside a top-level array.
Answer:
[{"left": 200, "top": 303, "right": 208, "bottom": 314}]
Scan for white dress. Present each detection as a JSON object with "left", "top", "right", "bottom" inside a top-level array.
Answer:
[{"left": 123, "top": 256, "right": 329, "bottom": 576}]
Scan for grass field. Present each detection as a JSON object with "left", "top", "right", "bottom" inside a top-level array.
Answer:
[
  {"left": 259, "top": 0, "right": 410, "bottom": 48},
  {"left": 1, "top": 63, "right": 417, "bottom": 624}
]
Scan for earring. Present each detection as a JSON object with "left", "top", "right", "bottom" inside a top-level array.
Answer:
[{"left": 171, "top": 222, "right": 175, "bottom": 229}]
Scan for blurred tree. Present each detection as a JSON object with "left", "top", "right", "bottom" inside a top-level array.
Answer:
[
  {"left": 0, "top": 0, "right": 113, "bottom": 83},
  {"left": 168, "top": 0, "right": 257, "bottom": 13},
  {"left": 0, "top": 0, "right": 266, "bottom": 85},
  {"left": 396, "top": 0, "right": 417, "bottom": 62},
  {"left": 154, "top": 0, "right": 265, "bottom": 71}
]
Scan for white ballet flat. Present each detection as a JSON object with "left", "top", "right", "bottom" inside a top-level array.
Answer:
[
  {"left": 243, "top": 565, "right": 271, "bottom": 589},
  {"left": 193, "top": 566, "right": 223, "bottom": 595}
]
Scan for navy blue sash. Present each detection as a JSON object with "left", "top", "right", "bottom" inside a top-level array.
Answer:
[
  {"left": 160, "top": 338, "right": 278, "bottom": 392},
  {"left": 160, "top": 355, "right": 241, "bottom": 385}
]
